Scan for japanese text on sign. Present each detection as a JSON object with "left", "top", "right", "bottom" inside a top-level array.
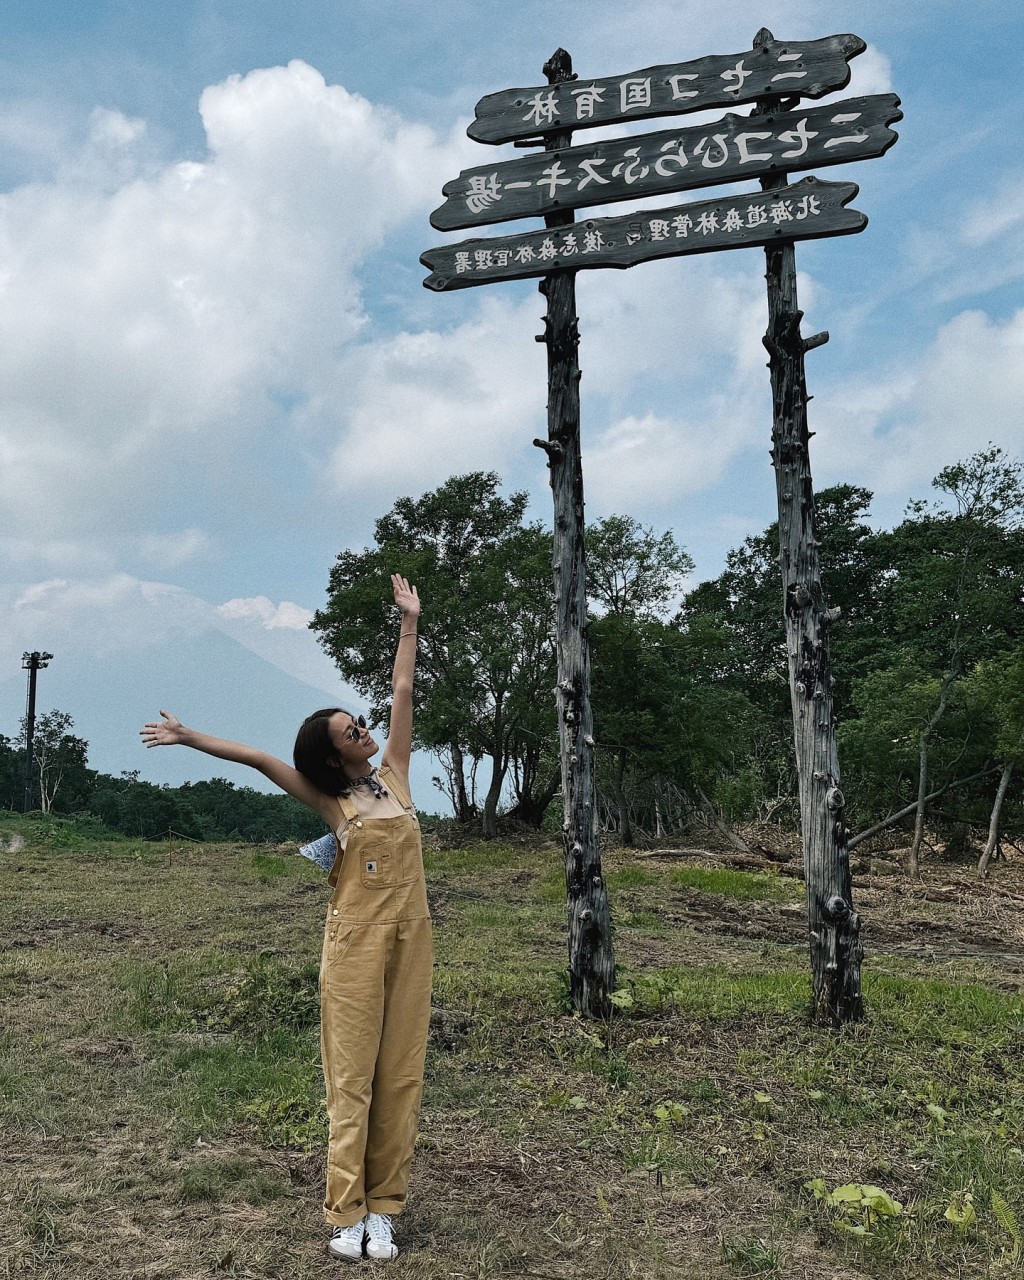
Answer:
[
  {"left": 468, "top": 33, "right": 866, "bottom": 144},
  {"left": 431, "top": 94, "right": 902, "bottom": 230},
  {"left": 523, "top": 61, "right": 817, "bottom": 126},
  {"left": 458, "top": 193, "right": 823, "bottom": 271},
  {"left": 421, "top": 179, "right": 866, "bottom": 291}
]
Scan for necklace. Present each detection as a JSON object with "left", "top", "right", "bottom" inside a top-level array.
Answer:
[{"left": 350, "top": 770, "right": 388, "bottom": 801}]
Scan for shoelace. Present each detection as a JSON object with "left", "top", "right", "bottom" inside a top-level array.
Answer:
[
  {"left": 332, "top": 1222, "right": 364, "bottom": 1240},
  {"left": 366, "top": 1213, "right": 392, "bottom": 1241}
]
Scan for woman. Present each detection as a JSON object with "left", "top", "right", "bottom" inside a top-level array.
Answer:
[{"left": 141, "top": 574, "right": 430, "bottom": 1263}]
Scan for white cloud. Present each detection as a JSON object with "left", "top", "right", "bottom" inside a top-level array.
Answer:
[
  {"left": 962, "top": 173, "right": 1024, "bottom": 246},
  {"left": 55, "top": 107, "right": 153, "bottom": 189},
  {"left": 572, "top": 254, "right": 769, "bottom": 518},
  {"left": 584, "top": 410, "right": 736, "bottom": 507},
  {"left": 883, "top": 166, "right": 1024, "bottom": 308},
  {"left": 0, "top": 535, "right": 114, "bottom": 574},
  {"left": 317, "top": 290, "right": 547, "bottom": 497},
  {"left": 217, "top": 596, "right": 313, "bottom": 630},
  {"left": 0, "top": 61, "right": 467, "bottom": 578},
  {"left": 581, "top": 254, "right": 767, "bottom": 393},
  {"left": 7, "top": 574, "right": 206, "bottom": 661},
  {"left": 815, "top": 308, "right": 1024, "bottom": 495},
  {"left": 834, "top": 43, "right": 892, "bottom": 99},
  {"left": 313, "top": 242, "right": 770, "bottom": 521}
]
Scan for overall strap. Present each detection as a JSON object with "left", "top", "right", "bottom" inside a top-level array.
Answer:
[
  {"left": 380, "top": 767, "right": 415, "bottom": 813},
  {"left": 336, "top": 791, "right": 360, "bottom": 825}
]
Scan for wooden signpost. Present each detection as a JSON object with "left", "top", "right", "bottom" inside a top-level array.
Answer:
[
  {"left": 423, "top": 176, "right": 865, "bottom": 290},
  {"left": 468, "top": 33, "right": 867, "bottom": 143},
  {"left": 431, "top": 94, "right": 900, "bottom": 231},
  {"left": 422, "top": 28, "right": 901, "bottom": 1026}
]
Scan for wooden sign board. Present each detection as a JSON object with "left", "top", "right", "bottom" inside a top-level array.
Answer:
[
  {"left": 422, "top": 178, "right": 864, "bottom": 291},
  {"left": 431, "top": 94, "right": 901, "bottom": 231},
  {"left": 469, "top": 34, "right": 866, "bottom": 144}
]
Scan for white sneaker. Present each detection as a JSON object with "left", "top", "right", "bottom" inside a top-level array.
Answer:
[
  {"left": 328, "top": 1219, "right": 365, "bottom": 1261},
  {"left": 365, "top": 1212, "right": 398, "bottom": 1261}
]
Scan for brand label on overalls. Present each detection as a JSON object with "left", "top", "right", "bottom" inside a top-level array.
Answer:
[{"left": 365, "top": 860, "right": 378, "bottom": 874}]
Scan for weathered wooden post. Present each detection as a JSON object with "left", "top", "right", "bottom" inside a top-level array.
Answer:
[
  {"left": 755, "top": 28, "right": 862, "bottom": 1025},
  {"left": 531, "top": 49, "right": 615, "bottom": 1020}
]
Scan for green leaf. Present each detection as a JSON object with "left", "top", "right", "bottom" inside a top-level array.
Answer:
[
  {"left": 608, "top": 988, "right": 634, "bottom": 1009},
  {"left": 990, "top": 1189, "right": 1022, "bottom": 1248},
  {"left": 653, "top": 1101, "right": 689, "bottom": 1124},
  {"left": 826, "top": 1184, "right": 866, "bottom": 1205},
  {"left": 859, "top": 1186, "right": 903, "bottom": 1216},
  {"left": 943, "top": 1192, "right": 976, "bottom": 1226}
]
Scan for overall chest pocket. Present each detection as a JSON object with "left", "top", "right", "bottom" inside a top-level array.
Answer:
[{"left": 357, "top": 838, "right": 399, "bottom": 889}]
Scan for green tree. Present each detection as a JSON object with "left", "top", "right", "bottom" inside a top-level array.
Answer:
[
  {"left": 968, "top": 649, "right": 1024, "bottom": 874},
  {"left": 311, "top": 473, "right": 557, "bottom": 837},
  {"left": 869, "top": 448, "right": 1024, "bottom": 873},
  {"left": 18, "top": 710, "right": 90, "bottom": 814},
  {"left": 87, "top": 770, "right": 323, "bottom": 841},
  {"left": 839, "top": 660, "right": 992, "bottom": 834},
  {"left": 679, "top": 484, "right": 879, "bottom": 722},
  {"left": 89, "top": 772, "right": 192, "bottom": 837},
  {"left": 677, "top": 485, "right": 880, "bottom": 824},
  {"left": 0, "top": 734, "right": 23, "bottom": 810},
  {"left": 590, "top": 613, "right": 679, "bottom": 844},
  {"left": 587, "top": 514, "right": 693, "bottom": 619},
  {"left": 587, "top": 515, "right": 769, "bottom": 844},
  {"left": 590, "top": 608, "right": 765, "bottom": 845},
  {"left": 586, "top": 516, "right": 692, "bottom": 844}
]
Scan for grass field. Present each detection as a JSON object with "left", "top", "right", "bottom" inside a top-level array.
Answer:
[{"left": 2, "top": 816, "right": 1024, "bottom": 1278}]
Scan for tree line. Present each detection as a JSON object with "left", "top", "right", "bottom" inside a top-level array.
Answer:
[
  {"left": 0, "top": 716, "right": 323, "bottom": 843},
  {"left": 313, "top": 450, "right": 1024, "bottom": 870},
  {"left": 6, "top": 447, "right": 1021, "bottom": 866}
]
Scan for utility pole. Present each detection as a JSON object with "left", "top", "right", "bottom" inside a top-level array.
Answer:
[{"left": 22, "top": 651, "right": 53, "bottom": 813}]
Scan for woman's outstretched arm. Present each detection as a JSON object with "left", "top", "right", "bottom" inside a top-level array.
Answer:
[
  {"left": 140, "top": 711, "right": 335, "bottom": 823},
  {"left": 381, "top": 574, "right": 419, "bottom": 782}
]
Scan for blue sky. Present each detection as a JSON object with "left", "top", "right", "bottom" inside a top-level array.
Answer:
[{"left": 1, "top": 1, "right": 1021, "bottom": 809}]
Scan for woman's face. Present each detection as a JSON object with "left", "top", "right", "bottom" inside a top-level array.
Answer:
[{"left": 327, "top": 711, "right": 379, "bottom": 775}]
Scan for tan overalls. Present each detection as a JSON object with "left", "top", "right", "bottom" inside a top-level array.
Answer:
[{"left": 320, "top": 764, "right": 433, "bottom": 1228}]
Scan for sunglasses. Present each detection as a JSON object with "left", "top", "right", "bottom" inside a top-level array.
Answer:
[{"left": 344, "top": 715, "right": 367, "bottom": 742}]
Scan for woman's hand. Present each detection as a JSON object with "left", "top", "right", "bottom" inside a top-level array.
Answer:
[
  {"left": 391, "top": 574, "right": 420, "bottom": 621},
  {"left": 383, "top": 576, "right": 419, "bottom": 781},
  {"left": 140, "top": 710, "right": 187, "bottom": 748}
]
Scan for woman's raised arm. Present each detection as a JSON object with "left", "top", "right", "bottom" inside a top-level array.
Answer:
[
  {"left": 380, "top": 575, "right": 419, "bottom": 781},
  {"left": 140, "top": 710, "right": 336, "bottom": 824}
]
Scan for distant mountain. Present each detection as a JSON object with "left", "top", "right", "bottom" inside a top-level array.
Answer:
[{"left": 0, "top": 627, "right": 444, "bottom": 809}]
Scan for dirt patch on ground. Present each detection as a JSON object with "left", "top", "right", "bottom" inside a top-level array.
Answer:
[{"left": 623, "top": 846, "right": 1024, "bottom": 980}]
